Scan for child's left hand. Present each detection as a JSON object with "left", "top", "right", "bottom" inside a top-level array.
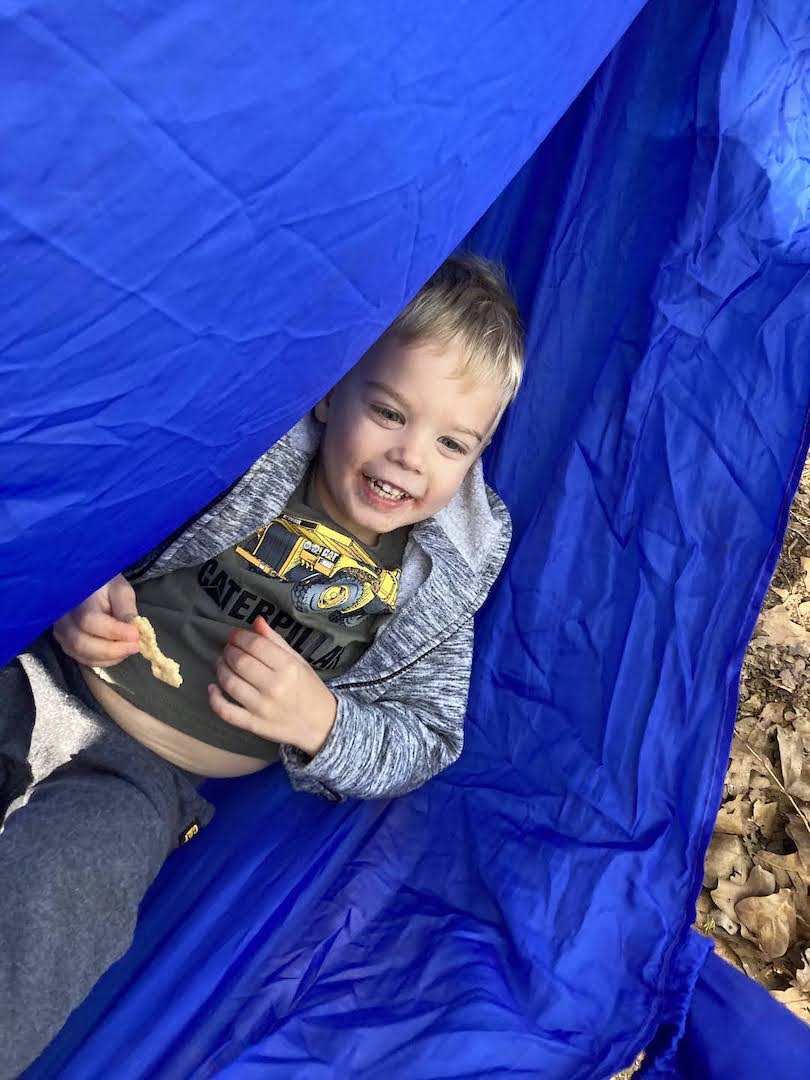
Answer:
[{"left": 209, "top": 616, "right": 337, "bottom": 758}]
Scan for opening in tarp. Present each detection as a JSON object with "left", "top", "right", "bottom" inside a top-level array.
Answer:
[{"left": 2, "top": 0, "right": 809, "bottom": 1077}]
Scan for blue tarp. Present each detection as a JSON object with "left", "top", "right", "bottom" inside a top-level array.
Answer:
[{"left": 2, "top": 0, "right": 810, "bottom": 1076}]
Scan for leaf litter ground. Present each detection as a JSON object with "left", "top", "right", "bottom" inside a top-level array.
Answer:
[
  {"left": 694, "top": 455, "right": 810, "bottom": 1025},
  {"left": 611, "top": 457, "right": 810, "bottom": 1078}
]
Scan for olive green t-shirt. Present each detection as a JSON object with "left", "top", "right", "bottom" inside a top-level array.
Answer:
[{"left": 101, "top": 464, "right": 411, "bottom": 760}]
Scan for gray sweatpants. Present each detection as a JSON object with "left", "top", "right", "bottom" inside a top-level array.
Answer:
[{"left": 0, "top": 635, "right": 215, "bottom": 1079}]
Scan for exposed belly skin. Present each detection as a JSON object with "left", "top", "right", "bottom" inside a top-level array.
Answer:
[{"left": 80, "top": 666, "right": 270, "bottom": 778}]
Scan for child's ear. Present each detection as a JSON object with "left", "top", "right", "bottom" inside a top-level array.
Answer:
[{"left": 313, "top": 391, "right": 333, "bottom": 423}]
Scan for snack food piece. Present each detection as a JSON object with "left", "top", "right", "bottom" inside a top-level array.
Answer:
[{"left": 132, "top": 615, "right": 183, "bottom": 688}]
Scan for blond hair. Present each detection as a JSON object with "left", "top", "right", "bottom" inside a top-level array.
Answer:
[{"left": 386, "top": 253, "right": 525, "bottom": 414}]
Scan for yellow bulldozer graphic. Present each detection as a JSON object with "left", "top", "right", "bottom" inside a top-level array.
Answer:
[{"left": 235, "top": 512, "right": 400, "bottom": 627}]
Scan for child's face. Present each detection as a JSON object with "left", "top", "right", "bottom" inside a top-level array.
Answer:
[{"left": 313, "top": 335, "right": 504, "bottom": 545}]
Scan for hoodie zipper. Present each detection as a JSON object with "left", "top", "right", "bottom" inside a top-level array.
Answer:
[{"left": 328, "top": 616, "right": 474, "bottom": 693}]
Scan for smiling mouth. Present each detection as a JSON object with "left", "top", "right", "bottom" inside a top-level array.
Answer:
[{"left": 361, "top": 473, "right": 415, "bottom": 504}]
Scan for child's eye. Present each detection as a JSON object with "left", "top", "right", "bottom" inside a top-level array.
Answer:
[
  {"left": 370, "top": 404, "right": 466, "bottom": 454},
  {"left": 440, "top": 437, "right": 468, "bottom": 455},
  {"left": 371, "top": 404, "right": 402, "bottom": 422}
]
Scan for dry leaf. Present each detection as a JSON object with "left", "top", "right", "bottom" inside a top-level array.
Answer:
[
  {"left": 757, "top": 854, "right": 804, "bottom": 873},
  {"left": 711, "top": 865, "right": 775, "bottom": 924},
  {"left": 785, "top": 816, "right": 810, "bottom": 875},
  {"left": 741, "top": 692, "right": 763, "bottom": 714},
  {"left": 779, "top": 669, "right": 798, "bottom": 692},
  {"left": 712, "top": 933, "right": 745, "bottom": 971},
  {"left": 755, "top": 604, "right": 810, "bottom": 655},
  {"left": 707, "top": 905, "right": 739, "bottom": 936},
  {"left": 755, "top": 850, "right": 804, "bottom": 890},
  {"left": 737, "top": 712, "right": 777, "bottom": 752},
  {"left": 752, "top": 799, "right": 780, "bottom": 838},
  {"left": 752, "top": 964, "right": 782, "bottom": 991},
  {"left": 712, "top": 930, "right": 777, "bottom": 985},
  {"left": 796, "top": 950, "right": 810, "bottom": 993},
  {"left": 802, "top": 556, "right": 810, "bottom": 594},
  {"left": 777, "top": 728, "right": 810, "bottom": 802},
  {"left": 749, "top": 772, "right": 773, "bottom": 793},
  {"left": 794, "top": 892, "right": 810, "bottom": 934},
  {"left": 760, "top": 701, "right": 787, "bottom": 727},
  {"left": 772, "top": 869, "right": 794, "bottom": 889},
  {"left": 727, "top": 744, "right": 757, "bottom": 796},
  {"left": 736, "top": 890, "right": 797, "bottom": 959},
  {"left": 772, "top": 987, "right": 810, "bottom": 1025},
  {"left": 714, "top": 796, "right": 753, "bottom": 836},
  {"left": 704, "top": 834, "right": 751, "bottom": 889},
  {"left": 695, "top": 890, "right": 713, "bottom": 919},
  {"left": 611, "top": 1050, "right": 645, "bottom": 1080}
]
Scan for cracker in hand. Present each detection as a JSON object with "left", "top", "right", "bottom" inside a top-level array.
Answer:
[{"left": 132, "top": 615, "right": 183, "bottom": 688}]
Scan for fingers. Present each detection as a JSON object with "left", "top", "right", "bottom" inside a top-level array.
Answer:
[
  {"left": 215, "top": 648, "right": 266, "bottom": 709},
  {"left": 208, "top": 682, "right": 259, "bottom": 733},
  {"left": 223, "top": 642, "right": 268, "bottom": 682},
  {"left": 82, "top": 576, "right": 139, "bottom": 643},
  {"left": 227, "top": 627, "right": 275, "bottom": 667},
  {"left": 78, "top": 607, "right": 140, "bottom": 644},
  {"left": 251, "top": 616, "right": 299, "bottom": 656},
  {"left": 232, "top": 620, "right": 300, "bottom": 668},
  {"left": 53, "top": 610, "right": 141, "bottom": 667},
  {"left": 252, "top": 615, "right": 274, "bottom": 639},
  {"left": 108, "top": 574, "right": 139, "bottom": 626}
]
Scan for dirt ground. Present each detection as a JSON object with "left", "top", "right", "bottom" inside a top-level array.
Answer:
[{"left": 612, "top": 456, "right": 810, "bottom": 1079}]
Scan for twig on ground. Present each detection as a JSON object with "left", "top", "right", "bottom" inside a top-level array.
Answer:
[{"left": 733, "top": 729, "right": 810, "bottom": 840}]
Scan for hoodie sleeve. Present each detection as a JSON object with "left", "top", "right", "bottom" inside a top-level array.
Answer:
[{"left": 278, "top": 618, "right": 475, "bottom": 801}]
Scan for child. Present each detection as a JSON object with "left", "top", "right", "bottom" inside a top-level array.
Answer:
[{"left": 0, "top": 253, "right": 525, "bottom": 1075}]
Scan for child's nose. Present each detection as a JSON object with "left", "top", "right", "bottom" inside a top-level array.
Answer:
[{"left": 388, "top": 435, "right": 425, "bottom": 474}]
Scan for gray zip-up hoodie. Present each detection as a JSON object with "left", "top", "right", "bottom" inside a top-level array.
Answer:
[{"left": 124, "top": 411, "right": 511, "bottom": 803}]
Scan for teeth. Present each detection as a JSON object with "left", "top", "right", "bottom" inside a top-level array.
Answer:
[{"left": 366, "top": 475, "right": 409, "bottom": 500}]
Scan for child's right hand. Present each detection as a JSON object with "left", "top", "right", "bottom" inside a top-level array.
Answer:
[{"left": 53, "top": 574, "right": 142, "bottom": 668}]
